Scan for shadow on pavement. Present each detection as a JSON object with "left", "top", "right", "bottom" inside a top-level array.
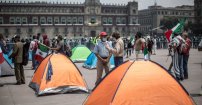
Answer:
[{"left": 190, "top": 93, "right": 202, "bottom": 97}]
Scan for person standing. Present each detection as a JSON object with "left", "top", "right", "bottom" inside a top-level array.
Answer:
[
  {"left": 126, "top": 39, "right": 133, "bottom": 58},
  {"left": 9, "top": 35, "right": 25, "bottom": 85},
  {"left": 134, "top": 32, "right": 144, "bottom": 60},
  {"left": 49, "top": 35, "right": 65, "bottom": 54},
  {"left": 182, "top": 32, "right": 191, "bottom": 79},
  {"left": 42, "top": 34, "right": 50, "bottom": 47},
  {"left": 29, "top": 35, "right": 38, "bottom": 69},
  {"left": 153, "top": 37, "right": 157, "bottom": 55},
  {"left": 171, "top": 33, "right": 185, "bottom": 81},
  {"left": 147, "top": 37, "right": 154, "bottom": 60},
  {"left": 105, "top": 32, "right": 124, "bottom": 67},
  {"left": 94, "top": 32, "right": 112, "bottom": 85}
]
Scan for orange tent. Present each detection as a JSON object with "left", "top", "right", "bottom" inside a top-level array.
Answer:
[
  {"left": 84, "top": 60, "right": 195, "bottom": 105},
  {"left": 29, "top": 53, "right": 88, "bottom": 96}
]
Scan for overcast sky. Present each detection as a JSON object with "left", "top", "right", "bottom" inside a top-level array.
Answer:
[{"left": 8, "top": 0, "right": 194, "bottom": 10}]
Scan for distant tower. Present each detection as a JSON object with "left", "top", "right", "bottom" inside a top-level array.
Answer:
[{"left": 154, "top": 0, "right": 157, "bottom": 6}]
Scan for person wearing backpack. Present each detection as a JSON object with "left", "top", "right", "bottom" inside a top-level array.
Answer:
[
  {"left": 9, "top": 35, "right": 25, "bottom": 85},
  {"left": 29, "top": 35, "right": 38, "bottom": 69}
]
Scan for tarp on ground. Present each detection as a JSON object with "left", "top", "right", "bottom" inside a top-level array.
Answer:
[
  {"left": 83, "top": 52, "right": 115, "bottom": 69},
  {"left": 70, "top": 45, "right": 91, "bottom": 62}
]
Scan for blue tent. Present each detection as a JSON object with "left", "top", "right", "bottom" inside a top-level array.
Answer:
[
  {"left": 83, "top": 52, "right": 115, "bottom": 69},
  {"left": 3, "top": 51, "right": 14, "bottom": 69},
  {"left": 0, "top": 51, "right": 14, "bottom": 76}
]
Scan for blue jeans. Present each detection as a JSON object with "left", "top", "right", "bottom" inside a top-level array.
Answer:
[
  {"left": 178, "top": 54, "right": 184, "bottom": 80},
  {"left": 114, "top": 57, "right": 123, "bottom": 68},
  {"left": 183, "top": 55, "right": 189, "bottom": 79},
  {"left": 31, "top": 50, "right": 39, "bottom": 69}
]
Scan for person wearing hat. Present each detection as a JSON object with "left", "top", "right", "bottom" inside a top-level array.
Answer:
[
  {"left": 94, "top": 32, "right": 112, "bottom": 85},
  {"left": 105, "top": 32, "right": 124, "bottom": 67},
  {"left": 9, "top": 35, "right": 25, "bottom": 85}
]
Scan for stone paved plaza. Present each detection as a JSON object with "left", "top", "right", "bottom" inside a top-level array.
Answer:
[{"left": 0, "top": 49, "right": 202, "bottom": 105}]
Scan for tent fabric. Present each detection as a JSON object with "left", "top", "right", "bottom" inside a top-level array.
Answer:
[
  {"left": 29, "top": 53, "right": 88, "bottom": 96},
  {"left": 0, "top": 51, "right": 14, "bottom": 76},
  {"left": 83, "top": 52, "right": 115, "bottom": 69},
  {"left": 84, "top": 60, "right": 195, "bottom": 105},
  {"left": 70, "top": 45, "right": 91, "bottom": 62},
  {"left": 3, "top": 51, "right": 14, "bottom": 68}
]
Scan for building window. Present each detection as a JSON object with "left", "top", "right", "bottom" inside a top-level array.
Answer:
[
  {"left": 133, "top": 9, "right": 136, "bottom": 14},
  {"left": 122, "top": 27, "right": 125, "bottom": 32},
  {"left": 73, "top": 17, "right": 77, "bottom": 24},
  {"left": 22, "top": 17, "right": 27, "bottom": 24},
  {"left": 132, "top": 18, "right": 136, "bottom": 24},
  {"left": 47, "top": 17, "right": 52, "bottom": 24},
  {"left": 116, "top": 17, "right": 121, "bottom": 24},
  {"left": 61, "top": 17, "right": 66, "bottom": 24},
  {"left": 0, "top": 17, "right": 3, "bottom": 24},
  {"left": 64, "top": 28, "right": 68, "bottom": 34},
  {"left": 79, "top": 27, "right": 82, "bottom": 33},
  {"left": 16, "top": 17, "right": 21, "bottom": 24},
  {"left": 32, "top": 17, "right": 38, "bottom": 24},
  {"left": 10, "top": 17, "right": 15, "bottom": 24},
  {"left": 78, "top": 17, "right": 83, "bottom": 24},
  {"left": 108, "top": 27, "right": 112, "bottom": 33},
  {"left": 28, "top": 28, "right": 33, "bottom": 34},
  {"left": 40, "top": 17, "right": 46, "bottom": 24},
  {"left": 4, "top": 28, "right": 9, "bottom": 34},
  {"left": 67, "top": 17, "right": 71, "bottom": 24},
  {"left": 115, "top": 27, "right": 118, "bottom": 31},
  {"left": 90, "top": 17, "right": 96, "bottom": 24},
  {"left": 108, "top": 17, "right": 112, "bottom": 24},
  {"left": 162, "top": 11, "right": 164, "bottom": 15},
  {"left": 122, "top": 18, "right": 126, "bottom": 24},
  {"left": 16, "top": 28, "right": 21, "bottom": 34},
  {"left": 54, "top": 17, "right": 59, "bottom": 24},
  {"left": 103, "top": 27, "right": 106, "bottom": 32},
  {"left": 54, "top": 27, "right": 59, "bottom": 34},
  {"left": 158, "top": 11, "right": 160, "bottom": 15},
  {"left": 41, "top": 28, "right": 45, "bottom": 33},
  {"left": 103, "top": 17, "right": 107, "bottom": 24}
]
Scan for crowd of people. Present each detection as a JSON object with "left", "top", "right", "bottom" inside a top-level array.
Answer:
[{"left": 0, "top": 31, "right": 201, "bottom": 95}]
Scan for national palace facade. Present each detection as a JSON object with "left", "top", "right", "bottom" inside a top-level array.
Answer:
[
  {"left": 0, "top": 0, "right": 196, "bottom": 38},
  {"left": 0, "top": 0, "right": 138, "bottom": 38}
]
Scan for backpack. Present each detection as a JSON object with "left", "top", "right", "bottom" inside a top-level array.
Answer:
[
  {"left": 33, "top": 41, "right": 38, "bottom": 51},
  {"left": 22, "top": 43, "right": 29, "bottom": 66}
]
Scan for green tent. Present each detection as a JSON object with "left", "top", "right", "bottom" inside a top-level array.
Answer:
[{"left": 70, "top": 45, "right": 91, "bottom": 62}]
